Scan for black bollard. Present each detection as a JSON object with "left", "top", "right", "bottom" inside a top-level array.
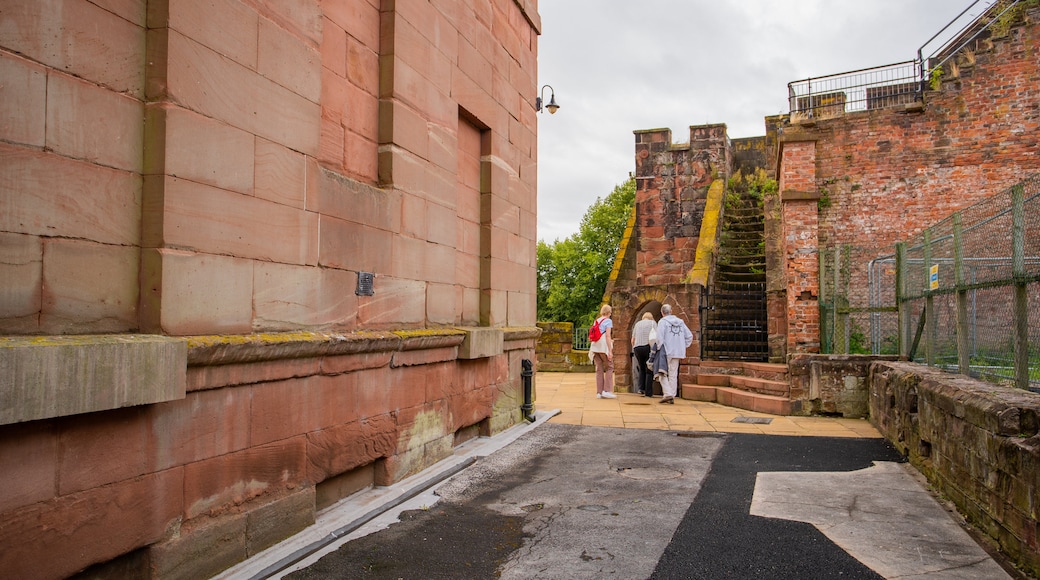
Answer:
[{"left": 521, "top": 359, "right": 535, "bottom": 422}]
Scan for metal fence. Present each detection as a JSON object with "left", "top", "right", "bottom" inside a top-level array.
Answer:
[
  {"left": 573, "top": 327, "right": 590, "bottom": 351},
  {"left": 789, "top": 0, "right": 1020, "bottom": 118},
  {"left": 898, "top": 174, "right": 1040, "bottom": 391},
  {"left": 788, "top": 61, "right": 922, "bottom": 117},
  {"left": 826, "top": 175, "right": 1040, "bottom": 391}
]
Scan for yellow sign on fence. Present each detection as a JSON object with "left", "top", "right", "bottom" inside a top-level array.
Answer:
[{"left": 929, "top": 264, "right": 939, "bottom": 290}]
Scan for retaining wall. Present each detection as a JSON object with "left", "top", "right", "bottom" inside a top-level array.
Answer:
[{"left": 870, "top": 361, "right": 1040, "bottom": 576}]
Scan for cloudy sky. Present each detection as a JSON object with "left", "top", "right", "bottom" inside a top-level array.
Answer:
[{"left": 534, "top": 0, "right": 995, "bottom": 243}]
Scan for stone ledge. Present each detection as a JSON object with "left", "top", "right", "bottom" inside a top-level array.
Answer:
[
  {"left": 457, "top": 327, "right": 503, "bottom": 359},
  {"left": 0, "top": 335, "right": 186, "bottom": 426},
  {"left": 186, "top": 331, "right": 403, "bottom": 366}
]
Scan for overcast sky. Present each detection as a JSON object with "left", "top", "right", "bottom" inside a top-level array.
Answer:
[{"left": 534, "top": 0, "right": 995, "bottom": 243}]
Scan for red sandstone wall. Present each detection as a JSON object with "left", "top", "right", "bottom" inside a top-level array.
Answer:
[
  {"left": 776, "top": 10, "right": 1040, "bottom": 353},
  {"left": 0, "top": 0, "right": 539, "bottom": 336},
  {"left": 0, "top": 1, "right": 542, "bottom": 577}
]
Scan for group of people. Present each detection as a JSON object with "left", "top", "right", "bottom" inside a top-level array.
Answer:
[{"left": 587, "top": 303, "right": 693, "bottom": 404}]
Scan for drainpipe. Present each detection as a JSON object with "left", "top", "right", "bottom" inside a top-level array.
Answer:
[{"left": 521, "top": 359, "right": 536, "bottom": 422}]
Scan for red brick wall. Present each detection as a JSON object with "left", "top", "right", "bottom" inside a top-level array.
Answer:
[{"left": 776, "top": 11, "right": 1040, "bottom": 352}]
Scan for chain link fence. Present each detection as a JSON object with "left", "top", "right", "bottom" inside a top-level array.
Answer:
[{"left": 825, "top": 174, "right": 1040, "bottom": 391}]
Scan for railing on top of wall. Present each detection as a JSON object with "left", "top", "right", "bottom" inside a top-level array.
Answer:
[
  {"left": 788, "top": 0, "right": 1022, "bottom": 118},
  {"left": 788, "top": 60, "right": 922, "bottom": 117}
]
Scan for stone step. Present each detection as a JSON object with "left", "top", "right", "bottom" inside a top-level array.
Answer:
[
  {"left": 681, "top": 384, "right": 793, "bottom": 416},
  {"left": 699, "top": 360, "right": 789, "bottom": 381},
  {"left": 694, "top": 373, "right": 789, "bottom": 397}
]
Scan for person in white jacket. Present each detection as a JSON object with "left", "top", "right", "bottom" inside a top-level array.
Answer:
[{"left": 655, "top": 303, "right": 693, "bottom": 404}]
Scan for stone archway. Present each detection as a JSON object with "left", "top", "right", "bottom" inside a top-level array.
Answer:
[
  {"left": 629, "top": 299, "right": 663, "bottom": 392},
  {"left": 608, "top": 286, "right": 699, "bottom": 392}
]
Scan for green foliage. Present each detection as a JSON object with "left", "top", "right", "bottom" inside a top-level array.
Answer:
[
  {"left": 929, "top": 66, "right": 943, "bottom": 91},
  {"left": 728, "top": 169, "right": 776, "bottom": 204},
  {"left": 537, "top": 178, "right": 636, "bottom": 325}
]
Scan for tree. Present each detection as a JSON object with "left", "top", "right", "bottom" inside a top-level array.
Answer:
[{"left": 537, "top": 178, "right": 635, "bottom": 325}]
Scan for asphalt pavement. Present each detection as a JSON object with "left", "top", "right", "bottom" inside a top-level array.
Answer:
[{"left": 217, "top": 374, "right": 1020, "bottom": 580}]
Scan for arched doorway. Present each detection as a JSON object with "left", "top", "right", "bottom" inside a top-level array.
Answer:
[{"left": 629, "top": 300, "right": 663, "bottom": 393}]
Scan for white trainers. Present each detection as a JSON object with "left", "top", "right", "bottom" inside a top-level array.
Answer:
[
  {"left": 596, "top": 393, "right": 603, "bottom": 398},
  {"left": 601, "top": 392, "right": 617, "bottom": 399}
]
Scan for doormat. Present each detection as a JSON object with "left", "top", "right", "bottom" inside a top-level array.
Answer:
[{"left": 731, "top": 416, "right": 773, "bottom": 424}]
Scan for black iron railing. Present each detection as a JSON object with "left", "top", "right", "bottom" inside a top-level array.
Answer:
[{"left": 789, "top": 0, "right": 1022, "bottom": 118}]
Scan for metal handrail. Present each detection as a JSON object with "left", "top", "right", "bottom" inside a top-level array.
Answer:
[{"left": 788, "top": 0, "right": 1027, "bottom": 116}]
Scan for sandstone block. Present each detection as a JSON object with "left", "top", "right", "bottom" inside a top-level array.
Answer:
[
  {"left": 166, "top": 29, "right": 320, "bottom": 155},
  {"left": 321, "top": 351, "right": 393, "bottom": 375},
  {"left": 426, "top": 282, "right": 457, "bottom": 325},
  {"left": 254, "top": 0, "right": 322, "bottom": 45},
  {"left": 0, "top": 232, "right": 42, "bottom": 333},
  {"left": 344, "top": 129, "right": 378, "bottom": 182},
  {"left": 147, "top": 105, "right": 255, "bottom": 193},
  {"left": 148, "top": 510, "right": 247, "bottom": 580},
  {"left": 0, "top": 0, "right": 145, "bottom": 96},
  {"left": 0, "top": 144, "right": 142, "bottom": 246},
  {"left": 447, "top": 388, "right": 493, "bottom": 432},
  {"left": 391, "top": 346, "right": 459, "bottom": 368},
  {"left": 255, "top": 137, "right": 307, "bottom": 208},
  {"left": 58, "top": 407, "right": 149, "bottom": 494},
  {"left": 0, "top": 468, "right": 183, "bottom": 580},
  {"left": 0, "top": 52, "right": 46, "bottom": 147},
  {"left": 142, "top": 248, "right": 253, "bottom": 335},
  {"left": 253, "top": 261, "right": 358, "bottom": 330},
  {"left": 315, "top": 463, "right": 374, "bottom": 511},
  {"left": 168, "top": 0, "right": 258, "bottom": 69},
  {"left": 507, "top": 292, "right": 534, "bottom": 328},
  {"left": 46, "top": 71, "right": 144, "bottom": 173},
  {"left": 457, "top": 327, "right": 504, "bottom": 359},
  {"left": 318, "top": 114, "right": 345, "bottom": 167},
  {"left": 356, "top": 276, "right": 426, "bottom": 328},
  {"left": 0, "top": 334, "right": 186, "bottom": 426},
  {"left": 259, "top": 17, "right": 321, "bottom": 103},
  {"left": 346, "top": 28, "right": 380, "bottom": 96},
  {"left": 323, "top": 0, "right": 379, "bottom": 49},
  {"left": 158, "top": 176, "right": 319, "bottom": 265},
  {"left": 318, "top": 215, "right": 392, "bottom": 273},
  {"left": 426, "top": 201, "right": 457, "bottom": 246},
  {"left": 312, "top": 168, "right": 401, "bottom": 230},
  {"left": 246, "top": 487, "right": 315, "bottom": 556},
  {"left": 149, "top": 387, "right": 252, "bottom": 471},
  {"left": 40, "top": 238, "right": 139, "bottom": 334},
  {"left": 306, "top": 414, "right": 396, "bottom": 483},
  {"left": 400, "top": 193, "right": 428, "bottom": 239},
  {"left": 0, "top": 421, "right": 57, "bottom": 513},
  {"left": 428, "top": 121, "right": 457, "bottom": 171},
  {"left": 187, "top": 357, "right": 321, "bottom": 391},
  {"left": 182, "top": 437, "right": 307, "bottom": 519},
  {"left": 378, "top": 99, "right": 428, "bottom": 158},
  {"left": 321, "top": 18, "right": 347, "bottom": 78},
  {"left": 250, "top": 376, "right": 354, "bottom": 446}
]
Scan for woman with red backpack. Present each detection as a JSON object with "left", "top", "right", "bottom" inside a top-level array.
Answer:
[{"left": 587, "top": 304, "right": 616, "bottom": 398}]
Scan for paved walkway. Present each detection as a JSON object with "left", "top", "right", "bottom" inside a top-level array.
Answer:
[
  {"left": 219, "top": 373, "right": 1017, "bottom": 579},
  {"left": 538, "top": 372, "right": 882, "bottom": 438}
]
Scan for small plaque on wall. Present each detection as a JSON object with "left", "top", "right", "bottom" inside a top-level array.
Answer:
[{"left": 356, "top": 272, "right": 374, "bottom": 296}]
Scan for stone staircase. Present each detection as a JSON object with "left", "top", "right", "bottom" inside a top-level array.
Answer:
[
  {"left": 682, "top": 361, "right": 792, "bottom": 415},
  {"left": 701, "top": 190, "right": 768, "bottom": 361}
]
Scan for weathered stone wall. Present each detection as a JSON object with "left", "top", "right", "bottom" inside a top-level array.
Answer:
[
  {"left": 787, "top": 353, "right": 900, "bottom": 417},
  {"left": 607, "top": 125, "right": 728, "bottom": 388},
  {"left": 535, "top": 322, "right": 593, "bottom": 372},
  {"left": 0, "top": 330, "right": 536, "bottom": 579},
  {"left": 774, "top": 7, "right": 1040, "bottom": 352},
  {"left": 870, "top": 362, "right": 1040, "bottom": 576},
  {"left": 0, "top": 0, "right": 542, "bottom": 577}
]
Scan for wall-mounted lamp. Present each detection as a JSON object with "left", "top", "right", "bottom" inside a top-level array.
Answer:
[{"left": 535, "top": 84, "right": 560, "bottom": 114}]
